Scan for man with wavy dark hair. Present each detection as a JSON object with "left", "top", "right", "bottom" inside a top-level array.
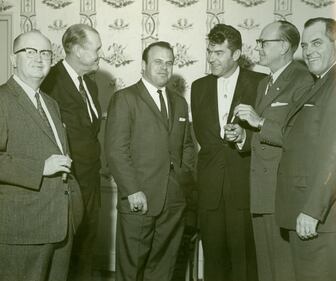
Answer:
[{"left": 191, "top": 23, "right": 265, "bottom": 281}]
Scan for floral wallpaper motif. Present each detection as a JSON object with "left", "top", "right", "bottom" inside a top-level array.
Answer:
[
  {"left": 301, "top": 0, "right": 335, "bottom": 7},
  {"left": 173, "top": 43, "right": 197, "bottom": 68},
  {"left": 166, "top": 0, "right": 199, "bottom": 7},
  {"left": 102, "top": 43, "right": 133, "bottom": 67},
  {"left": 48, "top": 19, "right": 68, "bottom": 31},
  {"left": 108, "top": 18, "right": 129, "bottom": 30},
  {"left": 42, "top": 0, "right": 72, "bottom": 9},
  {"left": 102, "top": 0, "right": 134, "bottom": 8},
  {"left": 172, "top": 18, "right": 193, "bottom": 30},
  {"left": 232, "top": 0, "right": 265, "bottom": 6},
  {"left": 51, "top": 43, "right": 65, "bottom": 65},
  {"left": 0, "top": 0, "right": 12, "bottom": 11},
  {"left": 238, "top": 18, "right": 260, "bottom": 30}
]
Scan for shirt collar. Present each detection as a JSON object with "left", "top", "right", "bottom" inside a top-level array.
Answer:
[
  {"left": 13, "top": 74, "right": 39, "bottom": 99},
  {"left": 63, "top": 59, "right": 81, "bottom": 88},
  {"left": 141, "top": 77, "right": 166, "bottom": 94},
  {"left": 271, "top": 61, "right": 292, "bottom": 82},
  {"left": 217, "top": 66, "right": 240, "bottom": 86},
  {"left": 320, "top": 60, "right": 336, "bottom": 79}
]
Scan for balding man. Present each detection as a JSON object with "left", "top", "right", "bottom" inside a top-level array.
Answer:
[
  {"left": 41, "top": 24, "right": 102, "bottom": 280},
  {"left": 0, "top": 30, "right": 83, "bottom": 281},
  {"left": 229, "top": 21, "right": 314, "bottom": 281}
]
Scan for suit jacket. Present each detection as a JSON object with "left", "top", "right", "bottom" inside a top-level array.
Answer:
[
  {"left": 276, "top": 64, "right": 336, "bottom": 232},
  {"left": 41, "top": 60, "right": 102, "bottom": 205},
  {"left": 191, "top": 68, "right": 265, "bottom": 210},
  {"left": 105, "top": 80, "right": 195, "bottom": 216},
  {"left": 248, "top": 61, "right": 314, "bottom": 214},
  {"left": 0, "top": 77, "right": 83, "bottom": 244}
]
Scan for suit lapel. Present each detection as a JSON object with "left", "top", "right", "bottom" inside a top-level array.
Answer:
[
  {"left": 284, "top": 65, "right": 336, "bottom": 126},
  {"left": 136, "top": 80, "right": 169, "bottom": 130},
  {"left": 7, "top": 78, "right": 61, "bottom": 151},
  {"left": 257, "top": 61, "right": 297, "bottom": 114}
]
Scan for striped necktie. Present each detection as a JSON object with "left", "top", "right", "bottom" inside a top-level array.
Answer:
[
  {"left": 157, "top": 89, "right": 168, "bottom": 126},
  {"left": 35, "top": 92, "right": 55, "bottom": 139}
]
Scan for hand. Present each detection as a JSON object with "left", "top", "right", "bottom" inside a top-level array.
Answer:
[
  {"left": 296, "top": 213, "right": 319, "bottom": 239},
  {"left": 233, "top": 104, "right": 263, "bottom": 128},
  {"left": 128, "top": 191, "right": 148, "bottom": 214},
  {"left": 43, "top": 154, "right": 72, "bottom": 176},
  {"left": 224, "top": 124, "right": 245, "bottom": 143}
]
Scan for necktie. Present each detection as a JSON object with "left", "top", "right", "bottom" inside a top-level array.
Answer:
[
  {"left": 157, "top": 89, "right": 168, "bottom": 126},
  {"left": 35, "top": 92, "right": 55, "bottom": 139},
  {"left": 78, "top": 76, "right": 96, "bottom": 122},
  {"left": 266, "top": 74, "right": 273, "bottom": 95}
]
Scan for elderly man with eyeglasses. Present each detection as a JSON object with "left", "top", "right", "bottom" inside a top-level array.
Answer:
[
  {"left": 225, "top": 21, "right": 314, "bottom": 281},
  {"left": 0, "top": 30, "right": 83, "bottom": 281}
]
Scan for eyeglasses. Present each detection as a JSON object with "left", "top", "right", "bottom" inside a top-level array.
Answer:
[
  {"left": 256, "top": 39, "right": 284, "bottom": 48},
  {"left": 14, "top": 47, "right": 52, "bottom": 60}
]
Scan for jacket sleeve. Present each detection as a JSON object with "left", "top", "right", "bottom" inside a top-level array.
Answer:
[
  {"left": 104, "top": 91, "right": 139, "bottom": 197},
  {"left": 0, "top": 95, "right": 44, "bottom": 190}
]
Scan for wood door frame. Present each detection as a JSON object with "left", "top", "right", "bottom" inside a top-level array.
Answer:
[{"left": 0, "top": 14, "right": 13, "bottom": 81}]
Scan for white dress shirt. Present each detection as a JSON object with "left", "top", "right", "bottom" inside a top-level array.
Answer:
[
  {"left": 142, "top": 78, "right": 169, "bottom": 117},
  {"left": 218, "top": 66, "right": 240, "bottom": 139},
  {"left": 13, "top": 74, "right": 64, "bottom": 154},
  {"left": 62, "top": 60, "right": 98, "bottom": 122}
]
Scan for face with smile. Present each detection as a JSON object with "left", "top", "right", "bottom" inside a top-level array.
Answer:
[
  {"left": 207, "top": 40, "right": 240, "bottom": 78},
  {"left": 142, "top": 45, "right": 174, "bottom": 88},
  {"left": 11, "top": 32, "right": 52, "bottom": 87},
  {"left": 301, "top": 21, "right": 336, "bottom": 76}
]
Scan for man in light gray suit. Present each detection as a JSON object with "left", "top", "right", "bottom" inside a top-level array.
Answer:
[{"left": 0, "top": 30, "right": 83, "bottom": 281}]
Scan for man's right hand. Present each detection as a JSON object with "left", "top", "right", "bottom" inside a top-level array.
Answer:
[
  {"left": 128, "top": 191, "right": 148, "bottom": 214},
  {"left": 43, "top": 154, "right": 72, "bottom": 176}
]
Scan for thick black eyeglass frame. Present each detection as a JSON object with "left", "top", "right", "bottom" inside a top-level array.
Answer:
[
  {"left": 256, "top": 39, "right": 284, "bottom": 48},
  {"left": 14, "top": 47, "right": 52, "bottom": 59}
]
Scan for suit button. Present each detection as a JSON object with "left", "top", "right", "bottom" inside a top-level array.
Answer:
[
  {"left": 261, "top": 146, "right": 265, "bottom": 150},
  {"left": 263, "top": 168, "right": 267, "bottom": 173},
  {"left": 251, "top": 168, "right": 255, "bottom": 173},
  {"left": 64, "top": 190, "right": 69, "bottom": 195}
]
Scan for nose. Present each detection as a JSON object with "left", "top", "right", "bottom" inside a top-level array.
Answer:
[
  {"left": 208, "top": 52, "right": 215, "bottom": 63},
  {"left": 254, "top": 44, "right": 261, "bottom": 52}
]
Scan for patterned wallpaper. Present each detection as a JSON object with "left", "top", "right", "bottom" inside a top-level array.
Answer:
[{"left": 1, "top": 0, "right": 335, "bottom": 112}]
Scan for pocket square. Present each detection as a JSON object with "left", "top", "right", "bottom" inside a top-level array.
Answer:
[
  {"left": 179, "top": 117, "right": 186, "bottom": 122},
  {"left": 303, "top": 104, "right": 315, "bottom": 107},
  {"left": 271, "top": 102, "right": 288, "bottom": 107}
]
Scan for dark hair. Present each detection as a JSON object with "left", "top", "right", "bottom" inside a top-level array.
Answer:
[
  {"left": 277, "top": 20, "right": 300, "bottom": 53},
  {"left": 208, "top": 24, "right": 242, "bottom": 52},
  {"left": 62, "top": 24, "right": 99, "bottom": 54},
  {"left": 304, "top": 17, "right": 336, "bottom": 41},
  {"left": 142, "top": 41, "right": 174, "bottom": 63}
]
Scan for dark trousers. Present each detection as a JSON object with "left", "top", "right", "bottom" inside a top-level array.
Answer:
[
  {"left": 0, "top": 231, "right": 73, "bottom": 281},
  {"left": 68, "top": 176, "right": 100, "bottom": 281},
  {"left": 289, "top": 230, "right": 336, "bottom": 281},
  {"left": 199, "top": 196, "right": 258, "bottom": 281},
  {"left": 116, "top": 171, "right": 186, "bottom": 281},
  {"left": 252, "top": 213, "right": 295, "bottom": 281}
]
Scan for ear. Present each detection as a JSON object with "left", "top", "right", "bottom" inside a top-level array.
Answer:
[
  {"left": 141, "top": 59, "right": 146, "bottom": 74},
  {"left": 10, "top": 54, "right": 17, "bottom": 68},
  {"left": 281, "top": 41, "right": 290, "bottom": 55},
  {"left": 73, "top": 45, "right": 82, "bottom": 59},
  {"left": 232, "top": 49, "right": 241, "bottom": 62}
]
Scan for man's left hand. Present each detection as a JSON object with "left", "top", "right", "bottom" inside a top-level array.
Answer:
[{"left": 296, "top": 212, "right": 318, "bottom": 239}]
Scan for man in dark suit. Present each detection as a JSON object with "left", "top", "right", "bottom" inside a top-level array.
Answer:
[
  {"left": 275, "top": 17, "right": 336, "bottom": 281},
  {"left": 190, "top": 24, "right": 265, "bottom": 281},
  {"left": 0, "top": 30, "right": 83, "bottom": 281},
  {"left": 41, "top": 24, "right": 102, "bottom": 281},
  {"left": 105, "top": 41, "right": 195, "bottom": 281},
  {"left": 232, "top": 21, "right": 314, "bottom": 281}
]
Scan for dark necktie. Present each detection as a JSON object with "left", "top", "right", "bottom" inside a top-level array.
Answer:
[
  {"left": 78, "top": 76, "right": 96, "bottom": 121},
  {"left": 35, "top": 92, "right": 55, "bottom": 139},
  {"left": 266, "top": 74, "right": 273, "bottom": 95},
  {"left": 157, "top": 89, "right": 168, "bottom": 126}
]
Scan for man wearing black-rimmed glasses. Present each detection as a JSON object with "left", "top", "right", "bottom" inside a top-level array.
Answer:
[
  {"left": 228, "top": 21, "right": 314, "bottom": 281},
  {"left": 0, "top": 30, "right": 83, "bottom": 281}
]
